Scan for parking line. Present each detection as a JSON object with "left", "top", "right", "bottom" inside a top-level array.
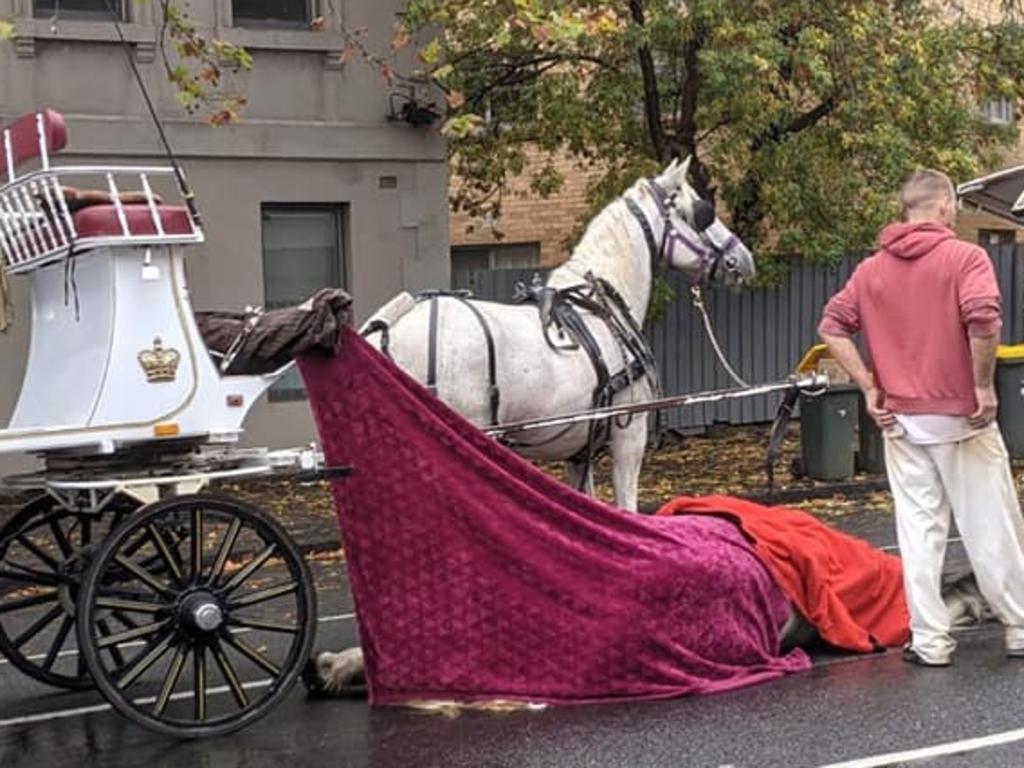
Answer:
[
  {"left": 0, "top": 679, "right": 274, "bottom": 729},
  {"left": 0, "top": 612, "right": 355, "bottom": 668},
  {"left": 817, "top": 726, "right": 1024, "bottom": 767}
]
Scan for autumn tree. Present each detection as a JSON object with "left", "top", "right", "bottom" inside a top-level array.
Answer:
[
  {"left": 407, "top": 0, "right": 1024, "bottom": 264},
  {"left": 6, "top": 1, "right": 1024, "bottom": 265}
]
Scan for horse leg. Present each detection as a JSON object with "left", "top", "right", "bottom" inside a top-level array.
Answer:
[
  {"left": 303, "top": 647, "right": 366, "bottom": 697},
  {"left": 566, "top": 459, "right": 595, "bottom": 498},
  {"left": 610, "top": 418, "right": 647, "bottom": 513},
  {"left": 779, "top": 605, "right": 818, "bottom": 652}
]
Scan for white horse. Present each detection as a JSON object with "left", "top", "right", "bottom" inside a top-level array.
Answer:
[{"left": 361, "top": 158, "right": 755, "bottom": 512}]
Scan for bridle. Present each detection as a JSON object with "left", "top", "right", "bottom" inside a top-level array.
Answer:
[
  {"left": 624, "top": 179, "right": 740, "bottom": 285},
  {"left": 626, "top": 179, "right": 751, "bottom": 389}
]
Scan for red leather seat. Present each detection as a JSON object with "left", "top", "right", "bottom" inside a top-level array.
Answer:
[
  {"left": 0, "top": 109, "right": 67, "bottom": 178},
  {"left": 72, "top": 204, "right": 194, "bottom": 238}
]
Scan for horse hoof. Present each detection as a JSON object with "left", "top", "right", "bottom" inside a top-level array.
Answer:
[
  {"left": 302, "top": 650, "right": 369, "bottom": 700},
  {"left": 301, "top": 656, "right": 329, "bottom": 698}
]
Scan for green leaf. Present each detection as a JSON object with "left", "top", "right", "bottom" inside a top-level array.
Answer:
[
  {"left": 0, "top": 20, "right": 14, "bottom": 41},
  {"left": 419, "top": 37, "right": 442, "bottom": 66}
]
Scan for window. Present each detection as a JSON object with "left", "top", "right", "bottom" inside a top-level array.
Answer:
[
  {"left": 451, "top": 242, "right": 541, "bottom": 272},
  {"left": 261, "top": 204, "right": 345, "bottom": 401},
  {"left": 451, "top": 243, "right": 543, "bottom": 299},
  {"left": 34, "top": 0, "right": 126, "bottom": 20},
  {"left": 232, "top": 0, "right": 314, "bottom": 28},
  {"left": 980, "top": 97, "right": 1014, "bottom": 126}
]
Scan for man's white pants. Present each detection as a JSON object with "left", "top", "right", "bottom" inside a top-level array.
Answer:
[{"left": 884, "top": 426, "right": 1024, "bottom": 662}]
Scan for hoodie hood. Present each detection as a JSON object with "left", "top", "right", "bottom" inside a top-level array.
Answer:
[{"left": 878, "top": 221, "right": 956, "bottom": 260}]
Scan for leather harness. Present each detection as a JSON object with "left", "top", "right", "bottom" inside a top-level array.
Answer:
[{"left": 362, "top": 178, "right": 740, "bottom": 488}]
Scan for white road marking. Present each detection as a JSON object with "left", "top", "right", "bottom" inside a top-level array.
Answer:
[
  {"left": 816, "top": 727, "right": 1024, "bottom": 767},
  {"left": 0, "top": 612, "right": 355, "bottom": 668},
  {"left": 0, "top": 679, "right": 274, "bottom": 729}
]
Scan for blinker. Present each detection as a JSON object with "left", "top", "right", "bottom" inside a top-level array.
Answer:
[{"left": 692, "top": 199, "right": 716, "bottom": 233}]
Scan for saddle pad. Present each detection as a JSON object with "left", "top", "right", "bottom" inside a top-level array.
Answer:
[{"left": 298, "top": 329, "right": 809, "bottom": 706}]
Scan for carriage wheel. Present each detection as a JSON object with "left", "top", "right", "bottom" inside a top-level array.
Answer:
[
  {"left": 76, "top": 495, "right": 316, "bottom": 739},
  {"left": 0, "top": 494, "right": 140, "bottom": 690}
]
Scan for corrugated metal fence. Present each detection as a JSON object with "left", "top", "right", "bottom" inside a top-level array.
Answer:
[{"left": 452, "top": 243, "right": 1022, "bottom": 434}]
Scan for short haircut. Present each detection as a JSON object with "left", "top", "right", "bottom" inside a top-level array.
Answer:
[{"left": 899, "top": 169, "right": 956, "bottom": 219}]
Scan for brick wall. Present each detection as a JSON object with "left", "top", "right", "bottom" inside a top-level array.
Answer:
[
  {"left": 449, "top": 152, "right": 602, "bottom": 267},
  {"left": 957, "top": 0, "right": 1002, "bottom": 21}
]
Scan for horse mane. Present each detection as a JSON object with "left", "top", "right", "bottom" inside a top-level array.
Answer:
[
  {"left": 545, "top": 180, "right": 653, "bottom": 324},
  {"left": 550, "top": 180, "right": 647, "bottom": 287}
]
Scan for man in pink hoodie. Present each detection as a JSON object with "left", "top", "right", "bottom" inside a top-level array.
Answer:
[{"left": 819, "top": 168, "right": 1024, "bottom": 666}]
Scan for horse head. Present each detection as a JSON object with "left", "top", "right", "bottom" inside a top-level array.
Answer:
[{"left": 641, "top": 157, "right": 755, "bottom": 287}]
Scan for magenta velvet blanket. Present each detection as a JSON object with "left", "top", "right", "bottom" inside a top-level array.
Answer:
[{"left": 298, "top": 329, "right": 810, "bottom": 706}]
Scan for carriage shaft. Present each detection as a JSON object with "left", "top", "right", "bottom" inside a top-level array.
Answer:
[{"left": 485, "top": 374, "right": 829, "bottom": 438}]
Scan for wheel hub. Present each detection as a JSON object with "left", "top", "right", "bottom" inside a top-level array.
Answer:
[{"left": 179, "top": 592, "right": 224, "bottom": 634}]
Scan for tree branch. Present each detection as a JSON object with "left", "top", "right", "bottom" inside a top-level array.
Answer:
[
  {"left": 751, "top": 97, "right": 837, "bottom": 152},
  {"left": 627, "top": 0, "right": 668, "bottom": 161},
  {"left": 670, "top": 21, "right": 711, "bottom": 196}
]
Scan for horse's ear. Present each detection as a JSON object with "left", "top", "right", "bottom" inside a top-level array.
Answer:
[
  {"left": 661, "top": 157, "right": 680, "bottom": 178},
  {"left": 676, "top": 155, "right": 693, "bottom": 185}
]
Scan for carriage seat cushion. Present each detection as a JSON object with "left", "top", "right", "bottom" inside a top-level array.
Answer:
[{"left": 72, "top": 204, "right": 193, "bottom": 238}]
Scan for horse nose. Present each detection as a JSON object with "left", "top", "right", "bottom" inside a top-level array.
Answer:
[{"left": 731, "top": 247, "right": 756, "bottom": 280}]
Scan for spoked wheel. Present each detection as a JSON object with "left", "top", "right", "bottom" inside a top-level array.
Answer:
[
  {"left": 76, "top": 495, "right": 316, "bottom": 739},
  {"left": 0, "top": 494, "right": 140, "bottom": 690}
]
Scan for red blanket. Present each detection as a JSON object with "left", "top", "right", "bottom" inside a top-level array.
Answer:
[{"left": 658, "top": 496, "right": 909, "bottom": 652}]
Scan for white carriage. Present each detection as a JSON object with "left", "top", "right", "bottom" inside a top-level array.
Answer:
[{"left": 0, "top": 109, "right": 324, "bottom": 738}]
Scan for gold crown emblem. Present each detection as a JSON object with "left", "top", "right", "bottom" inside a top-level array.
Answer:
[{"left": 138, "top": 337, "right": 181, "bottom": 383}]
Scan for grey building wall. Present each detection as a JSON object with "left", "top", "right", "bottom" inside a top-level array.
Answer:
[{"left": 0, "top": 0, "right": 449, "bottom": 467}]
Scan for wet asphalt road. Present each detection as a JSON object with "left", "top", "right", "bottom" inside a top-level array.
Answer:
[{"left": 2, "top": 511, "right": 1024, "bottom": 768}]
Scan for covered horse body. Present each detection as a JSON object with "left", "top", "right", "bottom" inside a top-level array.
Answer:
[{"left": 299, "top": 329, "right": 810, "bottom": 705}]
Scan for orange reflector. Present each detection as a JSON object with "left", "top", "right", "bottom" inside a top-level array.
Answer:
[{"left": 153, "top": 423, "right": 180, "bottom": 437}]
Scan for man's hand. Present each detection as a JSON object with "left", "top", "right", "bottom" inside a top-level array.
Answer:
[
  {"left": 864, "top": 386, "right": 897, "bottom": 429},
  {"left": 969, "top": 385, "right": 998, "bottom": 428}
]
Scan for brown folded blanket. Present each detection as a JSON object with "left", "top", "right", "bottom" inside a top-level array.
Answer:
[{"left": 196, "top": 288, "right": 352, "bottom": 375}]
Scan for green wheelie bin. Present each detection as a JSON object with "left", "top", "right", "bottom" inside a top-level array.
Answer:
[
  {"left": 799, "top": 383, "right": 860, "bottom": 481},
  {"left": 856, "top": 395, "right": 886, "bottom": 474},
  {"left": 996, "top": 344, "right": 1024, "bottom": 459},
  {"left": 795, "top": 344, "right": 881, "bottom": 480}
]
